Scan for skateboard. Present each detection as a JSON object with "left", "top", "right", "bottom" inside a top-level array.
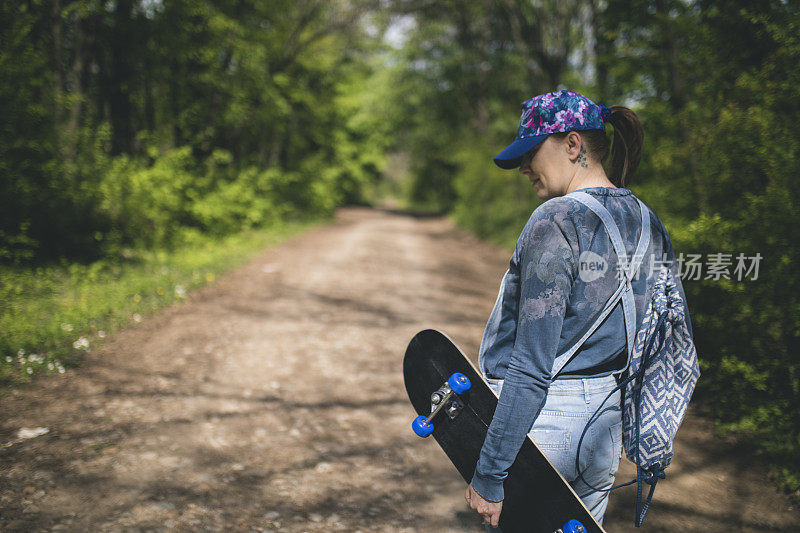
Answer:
[{"left": 403, "top": 329, "right": 606, "bottom": 533}]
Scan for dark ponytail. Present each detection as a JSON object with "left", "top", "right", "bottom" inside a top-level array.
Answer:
[{"left": 605, "top": 106, "right": 644, "bottom": 187}]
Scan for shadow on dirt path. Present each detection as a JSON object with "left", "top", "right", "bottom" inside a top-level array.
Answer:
[{"left": 1, "top": 208, "right": 797, "bottom": 532}]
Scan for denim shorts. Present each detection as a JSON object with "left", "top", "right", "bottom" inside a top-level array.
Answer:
[{"left": 485, "top": 374, "right": 623, "bottom": 530}]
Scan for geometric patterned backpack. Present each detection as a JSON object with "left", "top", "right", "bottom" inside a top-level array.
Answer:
[
  {"left": 621, "top": 266, "right": 700, "bottom": 526},
  {"left": 558, "top": 191, "right": 701, "bottom": 527}
]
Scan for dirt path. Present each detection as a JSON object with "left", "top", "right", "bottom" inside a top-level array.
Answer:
[{"left": 1, "top": 208, "right": 797, "bottom": 532}]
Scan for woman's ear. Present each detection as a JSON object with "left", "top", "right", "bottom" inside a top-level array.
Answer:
[{"left": 566, "top": 131, "right": 582, "bottom": 161}]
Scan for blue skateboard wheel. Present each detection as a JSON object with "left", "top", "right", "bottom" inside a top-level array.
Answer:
[
  {"left": 561, "top": 519, "right": 585, "bottom": 533},
  {"left": 448, "top": 372, "right": 471, "bottom": 394},
  {"left": 412, "top": 415, "right": 434, "bottom": 437}
]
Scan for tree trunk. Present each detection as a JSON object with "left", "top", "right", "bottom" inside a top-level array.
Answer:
[
  {"left": 51, "top": 0, "right": 64, "bottom": 130},
  {"left": 64, "top": 14, "right": 91, "bottom": 163},
  {"left": 108, "top": 0, "right": 135, "bottom": 155},
  {"left": 591, "top": 0, "right": 611, "bottom": 100},
  {"left": 654, "top": 0, "right": 685, "bottom": 112},
  {"left": 51, "top": 1, "right": 90, "bottom": 167},
  {"left": 170, "top": 59, "right": 182, "bottom": 147},
  {"left": 654, "top": 0, "right": 707, "bottom": 214}
]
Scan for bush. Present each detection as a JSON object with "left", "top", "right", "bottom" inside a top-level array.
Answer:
[
  {"left": 95, "top": 147, "right": 341, "bottom": 253},
  {"left": 97, "top": 147, "right": 200, "bottom": 249},
  {"left": 450, "top": 138, "right": 540, "bottom": 248}
]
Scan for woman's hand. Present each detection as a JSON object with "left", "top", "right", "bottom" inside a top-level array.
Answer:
[{"left": 465, "top": 483, "right": 503, "bottom": 528}]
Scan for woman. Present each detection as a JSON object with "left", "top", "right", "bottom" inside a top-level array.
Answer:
[{"left": 464, "top": 90, "right": 691, "bottom": 530}]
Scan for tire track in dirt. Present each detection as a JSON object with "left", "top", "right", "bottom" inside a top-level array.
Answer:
[{"left": 0, "top": 207, "right": 797, "bottom": 532}]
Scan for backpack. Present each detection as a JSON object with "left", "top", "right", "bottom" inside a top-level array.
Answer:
[{"left": 550, "top": 190, "right": 701, "bottom": 527}]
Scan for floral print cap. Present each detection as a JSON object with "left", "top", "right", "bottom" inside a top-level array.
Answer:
[{"left": 493, "top": 89, "right": 610, "bottom": 169}]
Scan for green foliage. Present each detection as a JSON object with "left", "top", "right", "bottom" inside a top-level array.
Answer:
[
  {"left": 451, "top": 137, "right": 539, "bottom": 248},
  {"left": 189, "top": 166, "right": 282, "bottom": 236},
  {"left": 0, "top": 0, "right": 387, "bottom": 264},
  {"left": 665, "top": 3, "right": 800, "bottom": 497},
  {"left": 97, "top": 147, "right": 200, "bottom": 248},
  {"left": 0, "top": 219, "right": 319, "bottom": 388},
  {"left": 93, "top": 145, "right": 339, "bottom": 249}
]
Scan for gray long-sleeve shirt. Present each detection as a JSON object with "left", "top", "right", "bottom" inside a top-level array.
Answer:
[{"left": 470, "top": 186, "right": 692, "bottom": 502}]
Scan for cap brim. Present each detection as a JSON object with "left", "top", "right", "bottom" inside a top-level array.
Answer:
[{"left": 493, "top": 134, "right": 548, "bottom": 169}]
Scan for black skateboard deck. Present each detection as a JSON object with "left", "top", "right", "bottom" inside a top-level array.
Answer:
[{"left": 403, "top": 329, "right": 606, "bottom": 533}]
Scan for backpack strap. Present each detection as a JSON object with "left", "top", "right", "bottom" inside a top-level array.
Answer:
[{"left": 550, "top": 191, "right": 650, "bottom": 377}]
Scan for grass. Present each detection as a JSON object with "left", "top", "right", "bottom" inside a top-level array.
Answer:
[{"left": 0, "top": 219, "right": 323, "bottom": 391}]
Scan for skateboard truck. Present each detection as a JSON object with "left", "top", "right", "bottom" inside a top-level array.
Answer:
[{"left": 411, "top": 372, "right": 471, "bottom": 437}]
